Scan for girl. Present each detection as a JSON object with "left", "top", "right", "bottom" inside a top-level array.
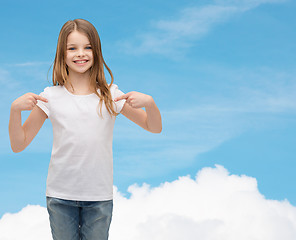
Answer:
[{"left": 8, "top": 19, "right": 162, "bottom": 240}]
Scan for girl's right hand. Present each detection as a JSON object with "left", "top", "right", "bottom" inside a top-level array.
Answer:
[{"left": 11, "top": 93, "right": 48, "bottom": 112}]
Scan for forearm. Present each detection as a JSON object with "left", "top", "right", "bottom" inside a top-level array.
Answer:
[
  {"left": 145, "top": 97, "right": 162, "bottom": 133},
  {"left": 8, "top": 107, "right": 26, "bottom": 153}
]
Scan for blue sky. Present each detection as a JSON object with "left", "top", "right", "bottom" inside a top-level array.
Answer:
[{"left": 1, "top": 0, "right": 295, "bottom": 218}]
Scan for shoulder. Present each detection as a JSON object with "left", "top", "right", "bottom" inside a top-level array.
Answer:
[
  {"left": 109, "top": 83, "right": 119, "bottom": 91},
  {"left": 109, "top": 83, "right": 125, "bottom": 99},
  {"left": 45, "top": 85, "right": 63, "bottom": 91},
  {"left": 41, "top": 85, "right": 64, "bottom": 96},
  {"left": 40, "top": 86, "right": 63, "bottom": 98},
  {"left": 109, "top": 83, "right": 124, "bottom": 94}
]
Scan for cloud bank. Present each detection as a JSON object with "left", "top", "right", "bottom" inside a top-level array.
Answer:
[
  {"left": 120, "top": 0, "right": 286, "bottom": 56},
  {"left": 1, "top": 165, "right": 296, "bottom": 240}
]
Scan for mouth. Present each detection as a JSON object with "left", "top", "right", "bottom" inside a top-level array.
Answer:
[{"left": 74, "top": 60, "right": 88, "bottom": 64}]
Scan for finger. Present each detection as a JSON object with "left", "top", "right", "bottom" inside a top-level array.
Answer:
[
  {"left": 32, "top": 94, "right": 48, "bottom": 102},
  {"left": 114, "top": 93, "right": 130, "bottom": 102}
]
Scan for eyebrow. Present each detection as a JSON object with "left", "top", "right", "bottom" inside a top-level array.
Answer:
[{"left": 67, "top": 43, "right": 91, "bottom": 46}]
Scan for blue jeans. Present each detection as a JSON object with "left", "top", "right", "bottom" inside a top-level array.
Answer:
[{"left": 46, "top": 197, "right": 113, "bottom": 240}]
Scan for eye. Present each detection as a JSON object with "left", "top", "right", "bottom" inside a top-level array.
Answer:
[
  {"left": 68, "top": 47, "right": 75, "bottom": 50},
  {"left": 86, "top": 46, "right": 92, "bottom": 50}
]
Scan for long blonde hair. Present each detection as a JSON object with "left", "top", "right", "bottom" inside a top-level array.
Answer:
[{"left": 52, "top": 19, "right": 117, "bottom": 117}]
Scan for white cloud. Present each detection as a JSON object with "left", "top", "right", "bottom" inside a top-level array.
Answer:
[
  {"left": 213, "top": 0, "right": 286, "bottom": 9},
  {"left": 1, "top": 165, "right": 296, "bottom": 240},
  {"left": 120, "top": 0, "right": 286, "bottom": 56},
  {"left": 0, "top": 69, "right": 21, "bottom": 93},
  {"left": 0, "top": 205, "right": 51, "bottom": 240},
  {"left": 6, "top": 61, "right": 52, "bottom": 67},
  {"left": 196, "top": 65, "right": 296, "bottom": 113}
]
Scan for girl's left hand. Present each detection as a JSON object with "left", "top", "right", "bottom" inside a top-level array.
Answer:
[{"left": 114, "top": 91, "right": 153, "bottom": 109}]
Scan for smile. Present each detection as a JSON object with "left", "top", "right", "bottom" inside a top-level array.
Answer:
[{"left": 74, "top": 60, "right": 88, "bottom": 64}]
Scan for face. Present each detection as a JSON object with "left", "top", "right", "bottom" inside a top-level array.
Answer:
[{"left": 65, "top": 31, "right": 94, "bottom": 75}]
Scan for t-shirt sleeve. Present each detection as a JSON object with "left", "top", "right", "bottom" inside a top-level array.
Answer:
[
  {"left": 111, "top": 84, "right": 126, "bottom": 114},
  {"left": 36, "top": 87, "right": 50, "bottom": 118}
]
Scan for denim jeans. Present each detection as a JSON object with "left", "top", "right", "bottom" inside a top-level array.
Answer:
[{"left": 46, "top": 197, "right": 113, "bottom": 240}]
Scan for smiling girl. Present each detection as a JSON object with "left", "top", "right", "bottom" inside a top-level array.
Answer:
[{"left": 8, "top": 19, "right": 162, "bottom": 240}]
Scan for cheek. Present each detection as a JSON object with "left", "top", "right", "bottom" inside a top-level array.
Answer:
[
  {"left": 65, "top": 53, "right": 73, "bottom": 64},
  {"left": 89, "top": 53, "right": 94, "bottom": 64},
  {"left": 66, "top": 52, "right": 73, "bottom": 59}
]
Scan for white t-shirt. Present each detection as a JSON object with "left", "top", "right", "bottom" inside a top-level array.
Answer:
[{"left": 36, "top": 84, "right": 126, "bottom": 201}]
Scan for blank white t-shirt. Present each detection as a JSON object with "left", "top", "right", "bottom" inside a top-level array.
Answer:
[{"left": 36, "top": 84, "right": 126, "bottom": 201}]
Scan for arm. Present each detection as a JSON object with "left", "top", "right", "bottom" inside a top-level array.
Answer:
[
  {"left": 9, "top": 93, "right": 48, "bottom": 153},
  {"left": 114, "top": 91, "right": 162, "bottom": 133}
]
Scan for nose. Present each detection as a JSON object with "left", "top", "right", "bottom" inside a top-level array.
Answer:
[{"left": 77, "top": 48, "right": 85, "bottom": 57}]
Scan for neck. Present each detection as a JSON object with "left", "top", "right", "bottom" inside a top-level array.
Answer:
[{"left": 65, "top": 71, "right": 93, "bottom": 94}]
